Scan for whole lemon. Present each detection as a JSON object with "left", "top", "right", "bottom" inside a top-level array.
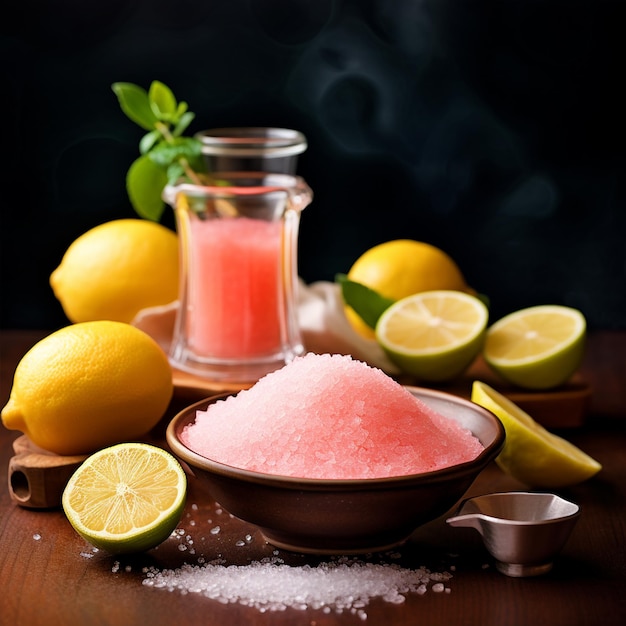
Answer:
[
  {"left": 1, "top": 321, "right": 174, "bottom": 455},
  {"left": 345, "top": 240, "right": 472, "bottom": 338},
  {"left": 50, "top": 219, "right": 179, "bottom": 324}
]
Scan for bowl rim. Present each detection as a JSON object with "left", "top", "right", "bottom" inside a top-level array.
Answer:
[{"left": 166, "top": 385, "right": 505, "bottom": 490}]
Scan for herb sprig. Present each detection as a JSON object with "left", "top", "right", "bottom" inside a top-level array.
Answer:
[{"left": 112, "top": 80, "right": 207, "bottom": 221}]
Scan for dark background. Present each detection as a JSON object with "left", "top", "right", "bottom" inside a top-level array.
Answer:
[{"left": 2, "top": 0, "right": 624, "bottom": 331}]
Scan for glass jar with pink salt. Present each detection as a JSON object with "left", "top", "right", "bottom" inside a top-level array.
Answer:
[{"left": 163, "top": 172, "right": 312, "bottom": 383}]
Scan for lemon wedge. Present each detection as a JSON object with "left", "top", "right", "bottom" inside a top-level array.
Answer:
[{"left": 471, "top": 381, "right": 601, "bottom": 487}]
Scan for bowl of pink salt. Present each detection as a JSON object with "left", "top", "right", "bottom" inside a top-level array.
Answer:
[{"left": 166, "top": 353, "right": 505, "bottom": 554}]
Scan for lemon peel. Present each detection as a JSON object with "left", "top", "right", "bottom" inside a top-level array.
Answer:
[
  {"left": 50, "top": 219, "right": 179, "bottom": 324},
  {"left": 1, "top": 321, "right": 173, "bottom": 455}
]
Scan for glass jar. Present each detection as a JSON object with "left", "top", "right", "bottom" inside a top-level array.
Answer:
[
  {"left": 195, "top": 127, "right": 307, "bottom": 174},
  {"left": 163, "top": 172, "right": 312, "bottom": 383}
]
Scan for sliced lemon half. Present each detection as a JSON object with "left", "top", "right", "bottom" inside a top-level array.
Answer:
[
  {"left": 62, "top": 443, "right": 187, "bottom": 554},
  {"left": 471, "top": 381, "right": 601, "bottom": 487},
  {"left": 484, "top": 305, "right": 586, "bottom": 389},
  {"left": 375, "top": 290, "right": 489, "bottom": 381}
]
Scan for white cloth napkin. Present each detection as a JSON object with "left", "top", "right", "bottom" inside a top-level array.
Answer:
[
  {"left": 295, "top": 280, "right": 400, "bottom": 373},
  {"left": 131, "top": 279, "right": 400, "bottom": 374}
]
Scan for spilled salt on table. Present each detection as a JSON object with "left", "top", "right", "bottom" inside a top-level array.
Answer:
[
  {"left": 142, "top": 556, "right": 453, "bottom": 616},
  {"left": 138, "top": 513, "right": 454, "bottom": 617},
  {"left": 182, "top": 353, "right": 483, "bottom": 479}
]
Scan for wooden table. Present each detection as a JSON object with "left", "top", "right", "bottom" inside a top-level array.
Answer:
[{"left": 1, "top": 330, "right": 625, "bottom": 626}]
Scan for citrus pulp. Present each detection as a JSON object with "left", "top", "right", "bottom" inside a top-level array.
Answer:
[
  {"left": 376, "top": 290, "right": 488, "bottom": 381},
  {"left": 484, "top": 305, "right": 586, "bottom": 389},
  {"left": 345, "top": 240, "right": 472, "bottom": 339},
  {"left": 62, "top": 442, "right": 186, "bottom": 554}
]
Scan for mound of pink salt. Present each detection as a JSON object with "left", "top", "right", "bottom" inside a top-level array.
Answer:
[{"left": 181, "top": 353, "right": 484, "bottom": 479}]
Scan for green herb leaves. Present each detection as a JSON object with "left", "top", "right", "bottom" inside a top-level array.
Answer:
[
  {"left": 336, "top": 274, "right": 396, "bottom": 330},
  {"left": 125, "top": 156, "right": 169, "bottom": 222},
  {"left": 112, "top": 82, "right": 160, "bottom": 130},
  {"left": 112, "top": 81, "right": 206, "bottom": 221}
]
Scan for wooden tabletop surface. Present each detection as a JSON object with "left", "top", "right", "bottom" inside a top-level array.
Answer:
[{"left": 1, "top": 329, "right": 625, "bottom": 626}]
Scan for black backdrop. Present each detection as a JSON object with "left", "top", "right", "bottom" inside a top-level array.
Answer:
[{"left": 2, "top": 0, "right": 624, "bottom": 330}]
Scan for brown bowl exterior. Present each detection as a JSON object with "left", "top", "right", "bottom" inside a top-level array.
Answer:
[{"left": 166, "top": 386, "right": 505, "bottom": 554}]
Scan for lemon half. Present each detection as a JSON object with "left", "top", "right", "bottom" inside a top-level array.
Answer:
[
  {"left": 376, "top": 290, "right": 488, "bottom": 381},
  {"left": 62, "top": 443, "right": 186, "bottom": 554},
  {"left": 471, "top": 381, "right": 601, "bottom": 487}
]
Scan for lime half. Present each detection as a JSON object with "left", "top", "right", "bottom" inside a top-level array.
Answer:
[
  {"left": 376, "top": 290, "right": 488, "bottom": 382},
  {"left": 484, "top": 305, "right": 586, "bottom": 389},
  {"left": 62, "top": 443, "right": 187, "bottom": 554}
]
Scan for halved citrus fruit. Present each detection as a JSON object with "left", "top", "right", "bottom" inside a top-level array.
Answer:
[
  {"left": 471, "top": 381, "right": 601, "bottom": 487},
  {"left": 344, "top": 240, "right": 473, "bottom": 339},
  {"left": 62, "top": 443, "right": 186, "bottom": 554},
  {"left": 484, "top": 305, "right": 586, "bottom": 389},
  {"left": 375, "top": 290, "right": 488, "bottom": 381}
]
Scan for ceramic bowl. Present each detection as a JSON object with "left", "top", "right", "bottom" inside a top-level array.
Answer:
[{"left": 166, "top": 386, "right": 505, "bottom": 554}]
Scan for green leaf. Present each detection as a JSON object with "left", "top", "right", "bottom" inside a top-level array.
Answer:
[
  {"left": 113, "top": 80, "right": 208, "bottom": 217},
  {"left": 336, "top": 274, "right": 396, "bottom": 329},
  {"left": 173, "top": 111, "right": 195, "bottom": 137},
  {"left": 148, "top": 137, "right": 203, "bottom": 168},
  {"left": 139, "top": 130, "right": 162, "bottom": 155},
  {"left": 112, "top": 82, "right": 159, "bottom": 131},
  {"left": 148, "top": 80, "right": 177, "bottom": 120},
  {"left": 166, "top": 161, "right": 185, "bottom": 184},
  {"left": 126, "top": 155, "right": 169, "bottom": 221}
]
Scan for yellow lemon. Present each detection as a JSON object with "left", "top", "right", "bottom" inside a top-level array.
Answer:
[
  {"left": 50, "top": 218, "right": 179, "bottom": 324},
  {"left": 63, "top": 443, "right": 186, "bottom": 554},
  {"left": 1, "top": 321, "right": 173, "bottom": 455},
  {"left": 484, "top": 305, "right": 586, "bottom": 389},
  {"left": 376, "top": 291, "right": 488, "bottom": 381},
  {"left": 471, "top": 381, "right": 601, "bottom": 488},
  {"left": 345, "top": 240, "right": 472, "bottom": 338}
]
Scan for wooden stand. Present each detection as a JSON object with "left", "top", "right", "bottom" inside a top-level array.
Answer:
[
  {"left": 432, "top": 356, "right": 591, "bottom": 430},
  {"left": 8, "top": 436, "right": 88, "bottom": 509}
]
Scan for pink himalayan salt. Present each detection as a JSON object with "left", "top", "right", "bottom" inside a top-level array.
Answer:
[{"left": 181, "top": 353, "right": 484, "bottom": 479}]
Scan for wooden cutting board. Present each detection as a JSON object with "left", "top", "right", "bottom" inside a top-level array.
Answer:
[{"left": 408, "top": 356, "right": 591, "bottom": 430}]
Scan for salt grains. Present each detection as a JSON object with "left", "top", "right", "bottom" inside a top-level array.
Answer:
[
  {"left": 142, "top": 558, "right": 452, "bottom": 615},
  {"left": 182, "top": 353, "right": 484, "bottom": 479}
]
